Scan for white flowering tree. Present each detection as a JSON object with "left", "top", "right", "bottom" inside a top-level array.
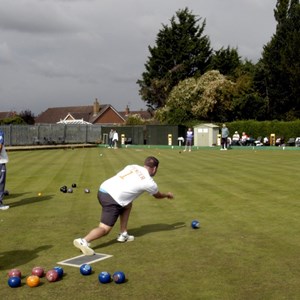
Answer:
[{"left": 155, "top": 70, "right": 235, "bottom": 124}]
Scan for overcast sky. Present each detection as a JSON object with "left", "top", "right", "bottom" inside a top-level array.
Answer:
[{"left": 0, "top": 0, "right": 277, "bottom": 116}]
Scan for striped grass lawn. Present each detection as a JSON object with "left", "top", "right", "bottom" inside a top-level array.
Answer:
[{"left": 1, "top": 146, "right": 299, "bottom": 299}]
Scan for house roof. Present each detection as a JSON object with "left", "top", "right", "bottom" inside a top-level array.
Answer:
[
  {"left": 119, "top": 109, "right": 153, "bottom": 120},
  {"left": 89, "top": 105, "right": 123, "bottom": 124},
  {"left": 57, "top": 119, "right": 92, "bottom": 125},
  {"left": 194, "top": 123, "right": 219, "bottom": 128},
  {"left": 56, "top": 113, "right": 93, "bottom": 125},
  {"left": 35, "top": 105, "right": 94, "bottom": 124},
  {"left": 0, "top": 111, "right": 17, "bottom": 120},
  {"left": 1, "top": 100, "right": 151, "bottom": 125},
  {"left": 35, "top": 104, "right": 125, "bottom": 124}
]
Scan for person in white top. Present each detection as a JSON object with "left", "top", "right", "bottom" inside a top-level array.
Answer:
[
  {"left": 73, "top": 156, "right": 174, "bottom": 255},
  {"left": 232, "top": 131, "right": 240, "bottom": 145},
  {"left": 113, "top": 130, "right": 119, "bottom": 149},
  {"left": 0, "top": 130, "right": 9, "bottom": 210},
  {"left": 184, "top": 128, "right": 193, "bottom": 152},
  {"left": 108, "top": 129, "right": 114, "bottom": 148}
]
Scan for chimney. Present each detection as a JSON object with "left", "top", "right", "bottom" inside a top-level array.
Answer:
[
  {"left": 125, "top": 105, "right": 130, "bottom": 116},
  {"left": 93, "top": 98, "right": 100, "bottom": 116}
]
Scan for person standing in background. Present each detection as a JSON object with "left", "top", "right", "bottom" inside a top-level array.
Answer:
[
  {"left": 108, "top": 129, "right": 114, "bottom": 148},
  {"left": 0, "top": 130, "right": 9, "bottom": 210},
  {"left": 221, "top": 124, "right": 230, "bottom": 150},
  {"left": 113, "top": 130, "right": 119, "bottom": 149},
  {"left": 184, "top": 128, "right": 193, "bottom": 152}
]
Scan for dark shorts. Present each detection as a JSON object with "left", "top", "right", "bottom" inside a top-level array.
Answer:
[
  {"left": 97, "top": 191, "right": 124, "bottom": 227},
  {"left": 186, "top": 139, "right": 192, "bottom": 146},
  {"left": 221, "top": 137, "right": 228, "bottom": 144}
]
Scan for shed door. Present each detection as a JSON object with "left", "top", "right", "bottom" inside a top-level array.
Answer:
[{"left": 197, "top": 127, "right": 209, "bottom": 146}]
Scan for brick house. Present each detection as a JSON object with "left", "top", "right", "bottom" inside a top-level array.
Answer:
[
  {"left": 34, "top": 99, "right": 153, "bottom": 125},
  {"left": 35, "top": 99, "right": 126, "bottom": 125}
]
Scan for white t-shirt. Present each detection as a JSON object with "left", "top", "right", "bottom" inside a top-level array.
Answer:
[
  {"left": 100, "top": 164, "right": 158, "bottom": 207},
  {"left": 0, "top": 133, "right": 8, "bottom": 164},
  {"left": 113, "top": 132, "right": 119, "bottom": 141}
]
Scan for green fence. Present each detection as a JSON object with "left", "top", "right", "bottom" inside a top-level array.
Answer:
[
  {"left": 0, "top": 124, "right": 102, "bottom": 146},
  {"left": 0, "top": 125, "right": 186, "bottom": 146}
]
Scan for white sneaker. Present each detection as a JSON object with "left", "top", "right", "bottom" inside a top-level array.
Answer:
[
  {"left": 117, "top": 232, "right": 134, "bottom": 242},
  {"left": 73, "top": 238, "right": 95, "bottom": 256},
  {"left": 0, "top": 205, "right": 9, "bottom": 210}
]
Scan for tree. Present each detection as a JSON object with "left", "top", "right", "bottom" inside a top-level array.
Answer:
[
  {"left": 254, "top": 0, "right": 300, "bottom": 120},
  {"left": 19, "top": 110, "right": 35, "bottom": 125},
  {"left": 0, "top": 116, "right": 25, "bottom": 125},
  {"left": 231, "top": 93, "right": 268, "bottom": 121},
  {"left": 231, "top": 61, "right": 268, "bottom": 121},
  {"left": 210, "top": 46, "right": 241, "bottom": 77},
  {"left": 155, "top": 70, "right": 235, "bottom": 124},
  {"left": 137, "top": 8, "right": 212, "bottom": 110},
  {"left": 125, "top": 114, "right": 145, "bottom": 125}
]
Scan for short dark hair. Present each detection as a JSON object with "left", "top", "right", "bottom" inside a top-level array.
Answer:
[{"left": 144, "top": 156, "right": 159, "bottom": 168}]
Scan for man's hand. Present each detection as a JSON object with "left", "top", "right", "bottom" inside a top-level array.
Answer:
[
  {"left": 153, "top": 191, "right": 174, "bottom": 199},
  {"left": 166, "top": 192, "right": 174, "bottom": 199}
]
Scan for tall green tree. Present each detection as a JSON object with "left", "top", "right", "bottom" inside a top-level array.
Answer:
[
  {"left": 231, "top": 60, "right": 268, "bottom": 121},
  {"left": 137, "top": 8, "right": 212, "bottom": 110},
  {"left": 254, "top": 0, "right": 300, "bottom": 120},
  {"left": 210, "top": 46, "right": 241, "bottom": 77}
]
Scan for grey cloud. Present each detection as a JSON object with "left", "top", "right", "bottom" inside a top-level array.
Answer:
[
  {"left": 0, "top": 0, "right": 277, "bottom": 115},
  {"left": 0, "top": 42, "right": 13, "bottom": 64},
  {"left": 0, "top": 1, "right": 82, "bottom": 34}
]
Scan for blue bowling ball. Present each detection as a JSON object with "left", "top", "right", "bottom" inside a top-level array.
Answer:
[
  {"left": 112, "top": 271, "right": 126, "bottom": 284},
  {"left": 53, "top": 266, "right": 64, "bottom": 278},
  {"left": 191, "top": 220, "right": 200, "bottom": 229},
  {"left": 8, "top": 276, "right": 21, "bottom": 288},
  {"left": 80, "top": 264, "right": 92, "bottom": 276},
  {"left": 98, "top": 271, "right": 111, "bottom": 283}
]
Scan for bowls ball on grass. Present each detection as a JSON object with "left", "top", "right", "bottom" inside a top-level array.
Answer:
[
  {"left": 191, "top": 220, "right": 200, "bottom": 229},
  {"left": 8, "top": 268, "right": 22, "bottom": 278},
  {"left": 80, "top": 264, "right": 92, "bottom": 276},
  {"left": 26, "top": 275, "right": 40, "bottom": 287},
  {"left": 46, "top": 269, "right": 59, "bottom": 282},
  {"left": 53, "top": 266, "right": 64, "bottom": 279},
  {"left": 8, "top": 276, "right": 21, "bottom": 288},
  {"left": 72, "top": 183, "right": 77, "bottom": 188},
  {"left": 32, "top": 266, "right": 45, "bottom": 277},
  {"left": 112, "top": 271, "right": 126, "bottom": 284},
  {"left": 60, "top": 186, "right": 67, "bottom": 193},
  {"left": 98, "top": 271, "right": 111, "bottom": 284},
  {"left": 84, "top": 188, "right": 90, "bottom": 193}
]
